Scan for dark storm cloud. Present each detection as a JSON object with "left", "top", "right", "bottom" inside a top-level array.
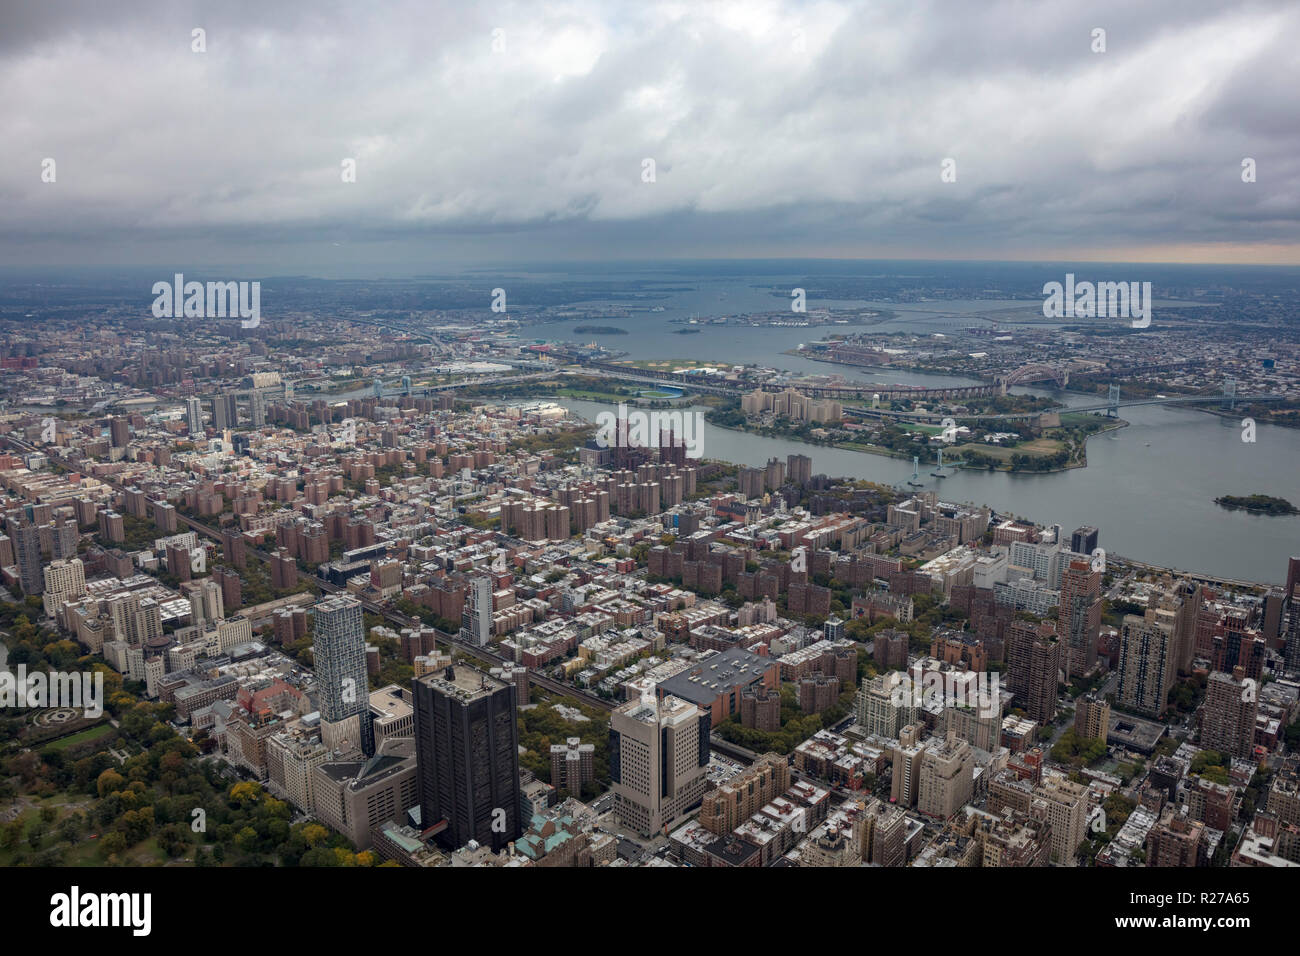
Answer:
[{"left": 0, "top": 0, "right": 1297, "bottom": 268}]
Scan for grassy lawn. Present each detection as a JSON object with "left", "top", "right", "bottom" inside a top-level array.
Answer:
[
  {"left": 41, "top": 722, "right": 115, "bottom": 753},
  {"left": 1060, "top": 411, "right": 1105, "bottom": 425},
  {"left": 553, "top": 387, "right": 647, "bottom": 403},
  {"left": 954, "top": 438, "right": 1063, "bottom": 461},
  {"left": 838, "top": 441, "right": 912, "bottom": 460}
]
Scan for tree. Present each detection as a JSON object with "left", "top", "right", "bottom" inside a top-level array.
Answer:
[
  {"left": 302, "top": 823, "right": 330, "bottom": 847},
  {"left": 97, "top": 769, "right": 126, "bottom": 799},
  {"left": 99, "top": 831, "right": 127, "bottom": 859}
]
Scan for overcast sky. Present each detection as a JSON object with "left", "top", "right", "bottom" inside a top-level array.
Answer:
[{"left": 2, "top": 0, "right": 1298, "bottom": 272}]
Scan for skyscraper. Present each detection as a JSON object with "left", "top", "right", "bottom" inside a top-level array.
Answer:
[
  {"left": 1007, "top": 620, "right": 1061, "bottom": 723},
  {"left": 1058, "top": 558, "right": 1101, "bottom": 678},
  {"left": 214, "top": 392, "right": 240, "bottom": 430},
  {"left": 1117, "top": 613, "right": 1175, "bottom": 718},
  {"left": 1069, "top": 526, "right": 1098, "bottom": 556},
  {"left": 787, "top": 453, "right": 813, "bottom": 486},
  {"left": 460, "top": 575, "right": 493, "bottom": 647},
  {"left": 185, "top": 396, "right": 203, "bottom": 435},
  {"left": 250, "top": 390, "right": 266, "bottom": 427},
  {"left": 109, "top": 415, "right": 130, "bottom": 448},
  {"left": 610, "top": 693, "right": 709, "bottom": 836},
  {"left": 312, "top": 595, "right": 368, "bottom": 727},
  {"left": 13, "top": 522, "right": 43, "bottom": 596},
  {"left": 412, "top": 664, "right": 521, "bottom": 851},
  {"left": 1201, "top": 668, "right": 1257, "bottom": 760}
]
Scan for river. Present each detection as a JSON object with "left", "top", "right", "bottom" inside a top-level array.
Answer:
[
  {"left": 554, "top": 396, "right": 1299, "bottom": 586},
  {"left": 372, "top": 275, "right": 1299, "bottom": 585}
]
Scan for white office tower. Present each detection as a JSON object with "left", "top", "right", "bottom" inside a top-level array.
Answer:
[
  {"left": 460, "top": 575, "right": 494, "bottom": 647},
  {"left": 610, "top": 693, "right": 709, "bottom": 836},
  {"left": 185, "top": 396, "right": 203, "bottom": 435}
]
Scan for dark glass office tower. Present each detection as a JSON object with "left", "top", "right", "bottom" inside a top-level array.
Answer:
[{"left": 413, "top": 664, "right": 521, "bottom": 852}]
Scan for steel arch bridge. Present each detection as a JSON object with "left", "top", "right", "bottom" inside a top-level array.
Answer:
[{"left": 1001, "top": 363, "right": 1071, "bottom": 388}]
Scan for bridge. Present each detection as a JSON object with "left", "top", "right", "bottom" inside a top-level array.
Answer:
[
  {"left": 284, "top": 369, "right": 558, "bottom": 403},
  {"left": 843, "top": 379, "right": 1287, "bottom": 424},
  {"left": 575, "top": 358, "right": 999, "bottom": 401},
  {"left": 997, "top": 363, "right": 1072, "bottom": 388}
]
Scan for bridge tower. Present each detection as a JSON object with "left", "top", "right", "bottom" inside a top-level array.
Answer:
[
  {"left": 1223, "top": 377, "right": 1237, "bottom": 411},
  {"left": 931, "top": 447, "right": 947, "bottom": 478},
  {"left": 1106, "top": 383, "right": 1120, "bottom": 417},
  {"left": 373, "top": 378, "right": 384, "bottom": 399},
  {"left": 401, "top": 375, "right": 412, "bottom": 396},
  {"left": 907, "top": 455, "right": 922, "bottom": 487}
]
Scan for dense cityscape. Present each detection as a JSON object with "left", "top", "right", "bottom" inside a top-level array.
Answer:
[
  {"left": 4, "top": 0, "right": 1299, "bottom": 938},
  {"left": 2, "top": 273, "right": 1298, "bottom": 878}
]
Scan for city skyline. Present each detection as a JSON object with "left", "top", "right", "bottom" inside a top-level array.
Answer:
[{"left": 3, "top": 0, "right": 1299, "bottom": 912}]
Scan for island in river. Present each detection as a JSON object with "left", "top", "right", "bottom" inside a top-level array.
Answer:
[{"left": 1214, "top": 494, "right": 1298, "bottom": 515}]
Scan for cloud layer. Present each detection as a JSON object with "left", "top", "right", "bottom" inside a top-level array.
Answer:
[{"left": 2, "top": 0, "right": 1298, "bottom": 269}]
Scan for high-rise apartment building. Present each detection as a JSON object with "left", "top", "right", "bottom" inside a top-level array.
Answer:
[
  {"left": 1201, "top": 668, "right": 1257, "bottom": 760},
  {"left": 1146, "top": 808, "right": 1207, "bottom": 867},
  {"left": 213, "top": 392, "right": 237, "bottom": 430},
  {"left": 185, "top": 396, "right": 203, "bottom": 435},
  {"left": 107, "top": 592, "right": 162, "bottom": 647},
  {"left": 1117, "top": 613, "right": 1175, "bottom": 718},
  {"left": 550, "top": 737, "right": 595, "bottom": 797},
  {"left": 1150, "top": 578, "right": 1200, "bottom": 675},
  {"left": 1058, "top": 558, "right": 1101, "bottom": 678},
  {"left": 917, "top": 731, "right": 974, "bottom": 820},
  {"left": 1074, "top": 692, "right": 1110, "bottom": 742},
  {"left": 188, "top": 578, "right": 225, "bottom": 625},
  {"left": 1039, "top": 775, "right": 1090, "bottom": 866},
  {"left": 787, "top": 453, "right": 813, "bottom": 486},
  {"left": 42, "top": 557, "right": 86, "bottom": 617},
  {"left": 857, "top": 673, "right": 917, "bottom": 739},
  {"left": 460, "top": 575, "right": 494, "bottom": 647},
  {"left": 1007, "top": 620, "right": 1061, "bottom": 724},
  {"left": 312, "top": 595, "right": 368, "bottom": 729},
  {"left": 698, "top": 753, "right": 790, "bottom": 835},
  {"left": 250, "top": 390, "right": 266, "bottom": 427},
  {"left": 13, "top": 522, "right": 44, "bottom": 596},
  {"left": 109, "top": 415, "right": 130, "bottom": 448},
  {"left": 891, "top": 723, "right": 927, "bottom": 809}
]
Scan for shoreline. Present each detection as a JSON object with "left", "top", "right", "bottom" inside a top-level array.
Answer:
[
  {"left": 705, "top": 416, "right": 1129, "bottom": 475},
  {"left": 790, "top": 351, "right": 1297, "bottom": 430}
]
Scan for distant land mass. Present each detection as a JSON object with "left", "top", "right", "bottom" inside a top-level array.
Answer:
[
  {"left": 1214, "top": 494, "right": 1298, "bottom": 515},
  {"left": 572, "top": 325, "right": 628, "bottom": 334}
]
